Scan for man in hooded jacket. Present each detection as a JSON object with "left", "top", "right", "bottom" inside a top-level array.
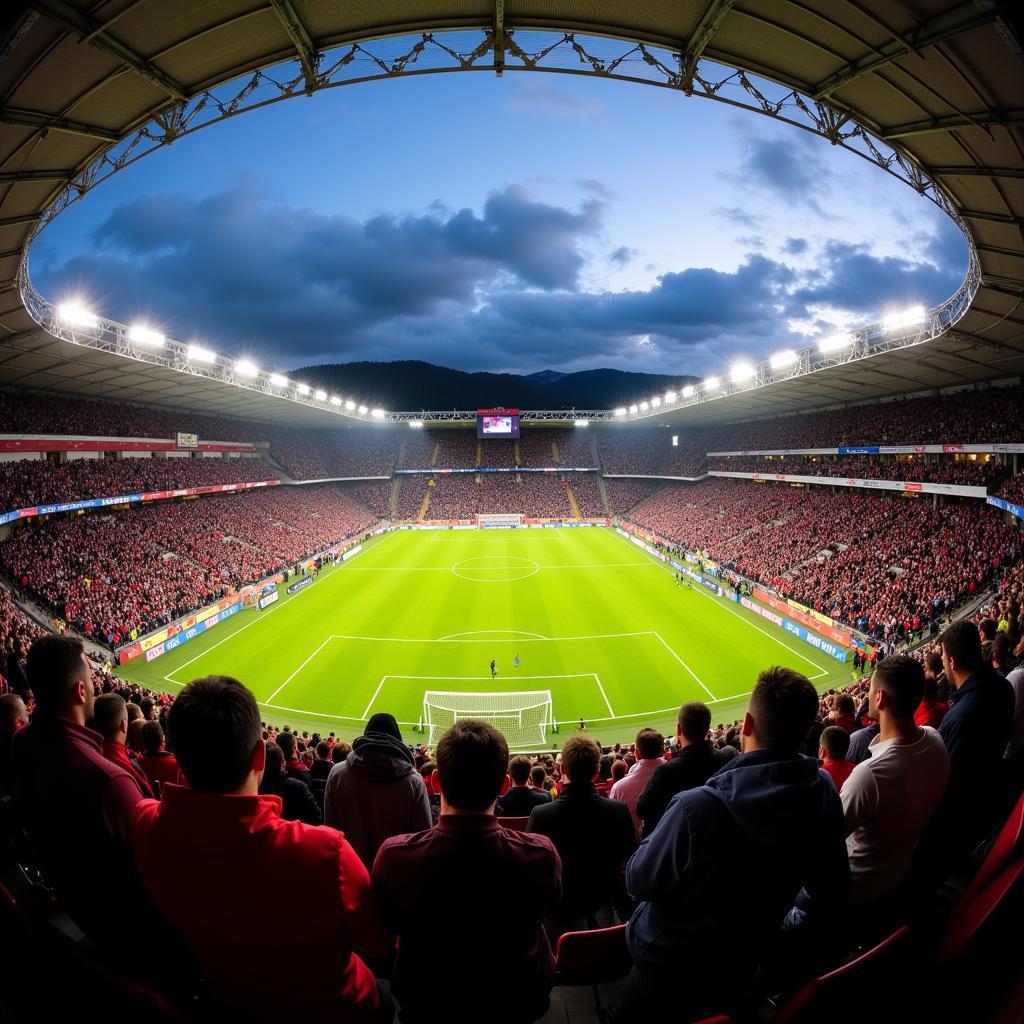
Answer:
[{"left": 324, "top": 712, "right": 432, "bottom": 868}]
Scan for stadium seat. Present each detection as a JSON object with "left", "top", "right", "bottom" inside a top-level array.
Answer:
[
  {"left": 771, "top": 926, "right": 913, "bottom": 1024},
  {"left": 497, "top": 816, "right": 529, "bottom": 830},
  {"left": 952, "top": 788, "right": 1024, "bottom": 915},
  {"left": 552, "top": 923, "right": 631, "bottom": 988}
]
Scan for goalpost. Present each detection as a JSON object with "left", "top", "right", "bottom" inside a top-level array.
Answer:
[
  {"left": 477, "top": 513, "right": 523, "bottom": 529},
  {"left": 422, "top": 690, "right": 553, "bottom": 747}
]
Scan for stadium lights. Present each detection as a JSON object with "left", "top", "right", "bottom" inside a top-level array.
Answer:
[
  {"left": 235, "top": 360, "right": 259, "bottom": 377},
  {"left": 770, "top": 348, "right": 798, "bottom": 369},
  {"left": 575, "top": 419, "right": 590, "bottom": 427},
  {"left": 640, "top": 401, "right": 649, "bottom": 411},
  {"left": 330, "top": 395, "right": 342, "bottom": 406},
  {"left": 345, "top": 400, "right": 356, "bottom": 411},
  {"left": 409, "top": 420, "right": 424, "bottom": 428},
  {"left": 56, "top": 301, "right": 98, "bottom": 328},
  {"left": 128, "top": 324, "right": 164, "bottom": 347},
  {"left": 187, "top": 344, "right": 216, "bottom": 363},
  {"left": 651, "top": 396, "right": 662, "bottom": 407},
  {"left": 296, "top": 383, "right": 310, "bottom": 396},
  {"left": 629, "top": 404, "right": 638, "bottom": 414},
  {"left": 818, "top": 332, "right": 853, "bottom": 354},
  {"left": 614, "top": 407, "right": 627, "bottom": 417},
  {"left": 371, "top": 408, "right": 385, "bottom": 419},
  {"left": 730, "top": 361, "right": 755, "bottom": 384},
  {"left": 682, "top": 385, "right": 695, "bottom": 399},
  {"left": 882, "top": 305, "right": 926, "bottom": 332},
  {"left": 358, "top": 405, "right": 369, "bottom": 415},
  {"left": 314, "top": 389, "right": 327, "bottom": 401},
  {"left": 664, "top": 390, "right": 676, "bottom": 402},
  {"left": 704, "top": 376, "right": 721, "bottom": 391},
  {"left": 269, "top": 373, "right": 288, "bottom": 388}
]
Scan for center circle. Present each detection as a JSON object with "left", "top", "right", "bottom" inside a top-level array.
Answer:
[{"left": 451, "top": 556, "right": 541, "bottom": 583}]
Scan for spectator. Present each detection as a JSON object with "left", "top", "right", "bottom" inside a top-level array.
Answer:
[
  {"left": 324, "top": 712, "right": 431, "bottom": 870},
  {"left": 497, "top": 754, "right": 549, "bottom": 817},
  {"left": 332, "top": 740, "right": 352, "bottom": 764},
  {"left": 830, "top": 694, "right": 857, "bottom": 734},
  {"left": 277, "top": 729, "right": 311, "bottom": 788},
  {"left": 636, "top": 701, "right": 725, "bottom": 837},
  {"left": 0, "top": 693, "right": 27, "bottom": 797},
  {"left": 527, "top": 735, "right": 637, "bottom": 931},
  {"left": 847, "top": 720, "right": 880, "bottom": 764},
  {"left": 259, "top": 742, "right": 323, "bottom": 825},
  {"left": 609, "top": 668, "right": 850, "bottom": 1021},
  {"left": 91, "top": 692, "right": 153, "bottom": 797},
  {"left": 310, "top": 739, "right": 334, "bottom": 783},
  {"left": 139, "top": 720, "right": 180, "bottom": 793},
  {"left": 924, "top": 650, "right": 950, "bottom": 704},
  {"left": 913, "top": 673, "right": 948, "bottom": 728},
  {"left": 130, "top": 676, "right": 392, "bottom": 1020},
  {"left": 609, "top": 728, "right": 665, "bottom": 833},
  {"left": 999, "top": 632, "right": 1024, "bottom": 759},
  {"left": 818, "top": 726, "right": 854, "bottom": 792},
  {"left": 373, "top": 720, "right": 561, "bottom": 1024},
  {"left": 530, "top": 763, "right": 550, "bottom": 797}
]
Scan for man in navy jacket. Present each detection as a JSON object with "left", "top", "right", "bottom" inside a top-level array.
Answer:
[{"left": 606, "top": 666, "right": 850, "bottom": 1022}]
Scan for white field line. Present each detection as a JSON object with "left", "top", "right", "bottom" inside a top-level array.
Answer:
[
  {"left": 360, "top": 677, "right": 388, "bottom": 720},
  {"left": 342, "top": 561, "right": 650, "bottom": 572},
  {"left": 437, "top": 629, "right": 549, "bottom": 640},
  {"left": 265, "top": 637, "right": 335, "bottom": 705},
  {"left": 593, "top": 673, "right": 615, "bottom": 716},
  {"left": 653, "top": 631, "right": 717, "bottom": 701},
  {"left": 329, "top": 631, "right": 655, "bottom": 644},
  {"left": 609, "top": 531, "right": 830, "bottom": 679}
]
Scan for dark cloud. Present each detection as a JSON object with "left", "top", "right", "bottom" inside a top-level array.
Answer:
[
  {"left": 714, "top": 206, "right": 762, "bottom": 228},
  {"left": 609, "top": 245, "right": 637, "bottom": 266},
  {"left": 736, "top": 134, "right": 828, "bottom": 214},
  {"left": 783, "top": 237, "right": 809, "bottom": 256}
]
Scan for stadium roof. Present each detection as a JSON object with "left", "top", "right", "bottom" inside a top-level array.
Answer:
[{"left": 0, "top": 1, "right": 1021, "bottom": 427}]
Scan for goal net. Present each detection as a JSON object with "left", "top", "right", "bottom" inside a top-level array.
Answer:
[
  {"left": 477, "top": 513, "right": 523, "bottom": 529},
  {"left": 422, "top": 690, "right": 553, "bottom": 747}
]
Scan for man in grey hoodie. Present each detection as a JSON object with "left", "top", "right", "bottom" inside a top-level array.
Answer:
[{"left": 324, "top": 712, "right": 432, "bottom": 868}]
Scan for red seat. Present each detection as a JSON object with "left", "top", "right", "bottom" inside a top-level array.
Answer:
[
  {"left": 497, "top": 816, "right": 529, "bottom": 831},
  {"left": 772, "top": 926, "right": 912, "bottom": 1024},
  {"left": 552, "top": 923, "right": 631, "bottom": 988},
  {"left": 953, "top": 788, "right": 1024, "bottom": 915}
]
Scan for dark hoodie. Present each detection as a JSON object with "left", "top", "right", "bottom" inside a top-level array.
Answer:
[
  {"left": 323, "top": 729, "right": 432, "bottom": 869},
  {"left": 625, "top": 749, "right": 849, "bottom": 988}
]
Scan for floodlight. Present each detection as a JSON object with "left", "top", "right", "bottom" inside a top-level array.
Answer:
[
  {"left": 682, "top": 385, "right": 695, "bottom": 399},
  {"left": 269, "top": 373, "right": 287, "bottom": 387},
  {"left": 371, "top": 409, "right": 385, "bottom": 419},
  {"left": 629, "top": 404, "right": 638, "bottom": 414},
  {"left": 235, "top": 360, "right": 259, "bottom": 377},
  {"left": 819, "top": 333, "right": 853, "bottom": 354},
  {"left": 575, "top": 419, "right": 589, "bottom": 427},
  {"left": 409, "top": 420, "right": 424, "bottom": 428},
  {"left": 704, "top": 376, "right": 721, "bottom": 391},
  {"left": 614, "top": 407, "right": 627, "bottom": 417},
  {"left": 730, "top": 361, "right": 755, "bottom": 384},
  {"left": 128, "top": 325, "right": 164, "bottom": 347},
  {"left": 640, "top": 401, "right": 649, "bottom": 411},
  {"left": 770, "top": 349, "right": 798, "bottom": 369},
  {"left": 345, "top": 400, "right": 356, "bottom": 411},
  {"left": 358, "top": 405, "right": 369, "bottom": 415},
  {"left": 187, "top": 344, "right": 216, "bottom": 363},
  {"left": 314, "top": 389, "right": 327, "bottom": 401},
  {"left": 330, "top": 395, "right": 342, "bottom": 405},
  {"left": 56, "top": 302, "right": 98, "bottom": 328},
  {"left": 882, "top": 305, "right": 926, "bottom": 332},
  {"left": 296, "top": 383, "right": 310, "bottom": 396},
  {"left": 651, "top": 396, "right": 662, "bottom": 407},
  {"left": 664, "top": 391, "right": 676, "bottom": 402}
]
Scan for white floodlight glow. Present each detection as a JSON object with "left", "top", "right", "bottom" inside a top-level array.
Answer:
[
  {"left": 640, "top": 400, "right": 649, "bottom": 411},
  {"left": 269, "top": 373, "right": 288, "bottom": 388},
  {"left": 770, "top": 348, "right": 798, "bottom": 369},
  {"left": 704, "top": 375, "right": 721, "bottom": 391},
  {"left": 409, "top": 420, "right": 424, "bottom": 428},
  {"left": 730, "top": 361, "right": 755, "bottom": 384},
  {"left": 235, "top": 360, "right": 259, "bottom": 377},
  {"left": 187, "top": 344, "right": 216, "bottom": 363},
  {"left": 882, "top": 305, "right": 927, "bottom": 332},
  {"left": 314, "top": 389, "right": 327, "bottom": 401},
  {"left": 629, "top": 404, "right": 638, "bottom": 414},
  {"left": 330, "top": 395, "right": 342, "bottom": 406},
  {"left": 819, "top": 333, "right": 853, "bottom": 354},
  {"left": 358, "top": 404, "right": 369, "bottom": 415},
  {"left": 614, "top": 407, "right": 627, "bottom": 417},
  {"left": 682, "top": 385, "right": 696, "bottom": 399},
  {"left": 345, "top": 400, "right": 356, "bottom": 411},
  {"left": 575, "top": 419, "right": 589, "bottom": 427},
  {"left": 371, "top": 408, "right": 385, "bottom": 419},
  {"left": 651, "top": 396, "right": 662, "bottom": 407},
  {"left": 128, "top": 324, "right": 164, "bottom": 347},
  {"left": 56, "top": 302, "right": 98, "bottom": 328},
  {"left": 664, "top": 390, "right": 676, "bottom": 402},
  {"left": 296, "top": 383, "right": 310, "bottom": 396}
]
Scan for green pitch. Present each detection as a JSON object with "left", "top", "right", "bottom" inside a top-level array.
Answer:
[{"left": 118, "top": 527, "right": 848, "bottom": 748}]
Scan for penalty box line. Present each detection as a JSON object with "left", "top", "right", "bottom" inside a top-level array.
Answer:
[{"left": 363, "top": 672, "right": 615, "bottom": 720}]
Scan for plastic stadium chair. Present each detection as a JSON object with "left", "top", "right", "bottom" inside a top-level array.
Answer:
[
  {"left": 497, "top": 816, "right": 529, "bottom": 830},
  {"left": 771, "top": 926, "right": 913, "bottom": 1024},
  {"left": 552, "top": 923, "right": 631, "bottom": 988},
  {"left": 952, "top": 788, "right": 1024, "bottom": 915}
]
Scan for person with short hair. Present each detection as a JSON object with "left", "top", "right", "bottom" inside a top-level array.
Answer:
[
  {"left": 131, "top": 676, "right": 392, "bottom": 1020},
  {"left": 259, "top": 742, "right": 323, "bottom": 824},
  {"left": 529, "top": 763, "right": 550, "bottom": 797},
  {"left": 818, "top": 725, "right": 854, "bottom": 792},
  {"left": 636, "top": 702, "right": 726, "bottom": 837},
  {"left": 610, "top": 728, "right": 665, "bottom": 833},
  {"left": 139, "top": 719, "right": 179, "bottom": 793},
  {"left": 332, "top": 740, "right": 352, "bottom": 764},
  {"left": 830, "top": 693, "right": 857, "bottom": 733},
  {"left": 373, "top": 720, "right": 561, "bottom": 1023},
  {"left": 0, "top": 692, "right": 28, "bottom": 798},
  {"left": 91, "top": 692, "right": 153, "bottom": 797},
  {"left": 498, "top": 754, "right": 550, "bottom": 817},
  {"left": 608, "top": 667, "right": 850, "bottom": 1021},
  {"left": 527, "top": 734, "right": 637, "bottom": 931}
]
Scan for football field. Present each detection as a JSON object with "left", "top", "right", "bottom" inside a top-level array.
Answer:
[{"left": 119, "top": 527, "right": 848, "bottom": 748}]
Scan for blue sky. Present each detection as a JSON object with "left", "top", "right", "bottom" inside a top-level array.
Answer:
[{"left": 33, "top": 63, "right": 967, "bottom": 377}]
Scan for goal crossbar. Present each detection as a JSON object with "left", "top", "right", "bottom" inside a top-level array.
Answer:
[{"left": 422, "top": 689, "right": 552, "bottom": 747}]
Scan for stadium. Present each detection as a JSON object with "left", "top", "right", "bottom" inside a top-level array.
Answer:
[{"left": 0, "top": 1, "right": 1022, "bottom": 1022}]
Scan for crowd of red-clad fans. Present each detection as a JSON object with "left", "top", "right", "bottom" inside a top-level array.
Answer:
[
  {"left": 627, "top": 480, "right": 1022, "bottom": 642},
  {"left": 599, "top": 429, "right": 707, "bottom": 477},
  {"left": 0, "top": 487, "right": 375, "bottom": 647},
  {"left": 266, "top": 428, "right": 397, "bottom": 480},
  {"left": 0, "top": 455, "right": 274, "bottom": 512},
  {"left": 996, "top": 470, "right": 1024, "bottom": 506},
  {"left": 709, "top": 454, "right": 1003, "bottom": 489},
  {"left": 603, "top": 478, "right": 665, "bottom": 514}
]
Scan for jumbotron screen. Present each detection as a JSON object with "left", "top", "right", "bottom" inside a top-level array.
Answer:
[{"left": 477, "top": 408, "right": 520, "bottom": 439}]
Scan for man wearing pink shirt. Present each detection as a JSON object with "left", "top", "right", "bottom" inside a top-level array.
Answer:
[{"left": 609, "top": 728, "right": 664, "bottom": 833}]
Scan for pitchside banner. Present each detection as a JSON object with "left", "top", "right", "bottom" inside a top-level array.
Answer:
[
  {"left": 988, "top": 495, "right": 1024, "bottom": 523},
  {"left": 752, "top": 588, "right": 852, "bottom": 647},
  {"left": 708, "top": 470, "right": 987, "bottom": 499}
]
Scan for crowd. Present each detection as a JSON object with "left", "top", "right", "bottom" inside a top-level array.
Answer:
[
  {"left": 265, "top": 428, "right": 397, "bottom": 480},
  {"left": 0, "top": 487, "right": 374, "bottom": 646},
  {"left": 996, "top": 470, "right": 1024, "bottom": 506},
  {"left": 2, "top": 619, "right": 1018, "bottom": 1021},
  {"left": 627, "top": 480, "right": 1022, "bottom": 642},
  {"left": 0, "top": 454, "right": 274, "bottom": 512},
  {"left": 569, "top": 474, "right": 606, "bottom": 517},
  {"left": 709, "top": 454, "right": 1002, "bottom": 488},
  {"left": 598, "top": 429, "right": 707, "bottom": 477},
  {"left": 603, "top": 478, "right": 665, "bottom": 515},
  {"left": 347, "top": 481, "right": 393, "bottom": 519}
]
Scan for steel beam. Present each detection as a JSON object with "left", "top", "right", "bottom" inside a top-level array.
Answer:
[
  {"left": 0, "top": 107, "right": 120, "bottom": 142},
  {"left": 494, "top": 0, "right": 505, "bottom": 76},
  {"left": 679, "top": 0, "right": 735, "bottom": 92},
  {"left": 0, "top": 168, "right": 71, "bottom": 182},
  {"left": 881, "top": 110, "right": 1024, "bottom": 138},
  {"left": 930, "top": 165, "right": 1024, "bottom": 179},
  {"left": 267, "top": 0, "right": 318, "bottom": 92}
]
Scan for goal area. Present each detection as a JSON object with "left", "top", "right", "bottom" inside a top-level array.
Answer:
[
  {"left": 477, "top": 513, "right": 523, "bottom": 529},
  {"left": 422, "top": 690, "right": 553, "bottom": 747}
]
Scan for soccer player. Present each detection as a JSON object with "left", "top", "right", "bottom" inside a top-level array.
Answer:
[
  {"left": 513, "top": 654, "right": 520, "bottom": 671},
  {"left": 578, "top": 717, "right": 586, "bottom": 731},
  {"left": 490, "top": 659, "right": 497, "bottom": 679}
]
